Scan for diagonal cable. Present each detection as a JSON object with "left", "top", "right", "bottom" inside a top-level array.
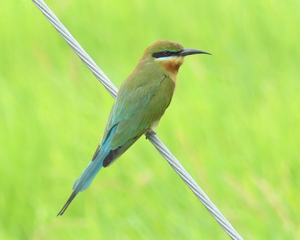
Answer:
[{"left": 32, "top": 0, "right": 243, "bottom": 239}]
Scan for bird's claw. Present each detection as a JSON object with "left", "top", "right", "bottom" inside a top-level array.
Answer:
[{"left": 145, "top": 129, "right": 156, "bottom": 139}]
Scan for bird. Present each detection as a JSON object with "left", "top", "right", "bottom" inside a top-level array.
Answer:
[{"left": 57, "top": 40, "right": 211, "bottom": 216}]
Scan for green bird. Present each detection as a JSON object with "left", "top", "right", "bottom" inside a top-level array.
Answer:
[{"left": 57, "top": 40, "right": 211, "bottom": 216}]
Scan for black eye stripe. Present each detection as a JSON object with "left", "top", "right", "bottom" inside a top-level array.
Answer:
[
  {"left": 152, "top": 51, "right": 180, "bottom": 58},
  {"left": 163, "top": 50, "right": 170, "bottom": 56}
]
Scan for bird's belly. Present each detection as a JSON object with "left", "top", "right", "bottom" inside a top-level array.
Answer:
[{"left": 150, "top": 119, "right": 160, "bottom": 131}]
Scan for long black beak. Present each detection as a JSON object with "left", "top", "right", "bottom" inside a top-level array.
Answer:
[{"left": 179, "top": 48, "right": 211, "bottom": 56}]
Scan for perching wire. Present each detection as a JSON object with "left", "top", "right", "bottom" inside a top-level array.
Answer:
[{"left": 32, "top": 1, "right": 243, "bottom": 239}]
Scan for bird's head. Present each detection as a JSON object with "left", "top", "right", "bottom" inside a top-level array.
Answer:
[{"left": 142, "top": 40, "right": 211, "bottom": 76}]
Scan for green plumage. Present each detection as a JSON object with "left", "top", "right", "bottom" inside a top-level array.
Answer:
[
  {"left": 97, "top": 41, "right": 186, "bottom": 168},
  {"left": 101, "top": 58, "right": 175, "bottom": 166}
]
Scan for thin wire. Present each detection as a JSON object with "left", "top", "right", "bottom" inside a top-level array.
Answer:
[
  {"left": 32, "top": 0, "right": 118, "bottom": 98},
  {"left": 32, "top": 1, "right": 243, "bottom": 239}
]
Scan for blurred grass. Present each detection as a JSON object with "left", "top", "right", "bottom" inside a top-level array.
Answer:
[{"left": 0, "top": 0, "right": 299, "bottom": 239}]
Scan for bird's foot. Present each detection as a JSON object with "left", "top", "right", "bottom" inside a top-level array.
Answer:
[{"left": 145, "top": 129, "right": 156, "bottom": 139}]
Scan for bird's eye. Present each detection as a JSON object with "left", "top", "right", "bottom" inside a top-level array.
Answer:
[
  {"left": 163, "top": 50, "right": 171, "bottom": 56},
  {"left": 152, "top": 50, "right": 176, "bottom": 58}
]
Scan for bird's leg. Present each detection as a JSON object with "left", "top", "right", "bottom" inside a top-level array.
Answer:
[{"left": 145, "top": 129, "right": 156, "bottom": 139}]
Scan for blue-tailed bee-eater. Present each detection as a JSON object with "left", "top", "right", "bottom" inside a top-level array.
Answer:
[{"left": 57, "top": 40, "right": 211, "bottom": 216}]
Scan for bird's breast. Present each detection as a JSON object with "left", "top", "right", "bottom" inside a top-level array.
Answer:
[{"left": 158, "top": 57, "right": 184, "bottom": 82}]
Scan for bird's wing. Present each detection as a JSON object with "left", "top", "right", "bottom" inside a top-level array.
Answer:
[
  {"left": 99, "top": 71, "right": 175, "bottom": 166},
  {"left": 111, "top": 74, "right": 174, "bottom": 148}
]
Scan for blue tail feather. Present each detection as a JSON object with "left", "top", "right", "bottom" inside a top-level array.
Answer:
[
  {"left": 72, "top": 148, "right": 107, "bottom": 192},
  {"left": 57, "top": 125, "right": 117, "bottom": 216}
]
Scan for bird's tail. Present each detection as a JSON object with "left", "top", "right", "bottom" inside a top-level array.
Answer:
[{"left": 57, "top": 126, "right": 116, "bottom": 216}]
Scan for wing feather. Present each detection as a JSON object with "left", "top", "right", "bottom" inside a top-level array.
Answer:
[{"left": 100, "top": 61, "right": 175, "bottom": 166}]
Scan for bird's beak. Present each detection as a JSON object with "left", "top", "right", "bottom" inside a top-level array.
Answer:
[{"left": 179, "top": 48, "right": 211, "bottom": 56}]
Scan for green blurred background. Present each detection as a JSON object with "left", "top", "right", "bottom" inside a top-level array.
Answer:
[{"left": 1, "top": 0, "right": 299, "bottom": 239}]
